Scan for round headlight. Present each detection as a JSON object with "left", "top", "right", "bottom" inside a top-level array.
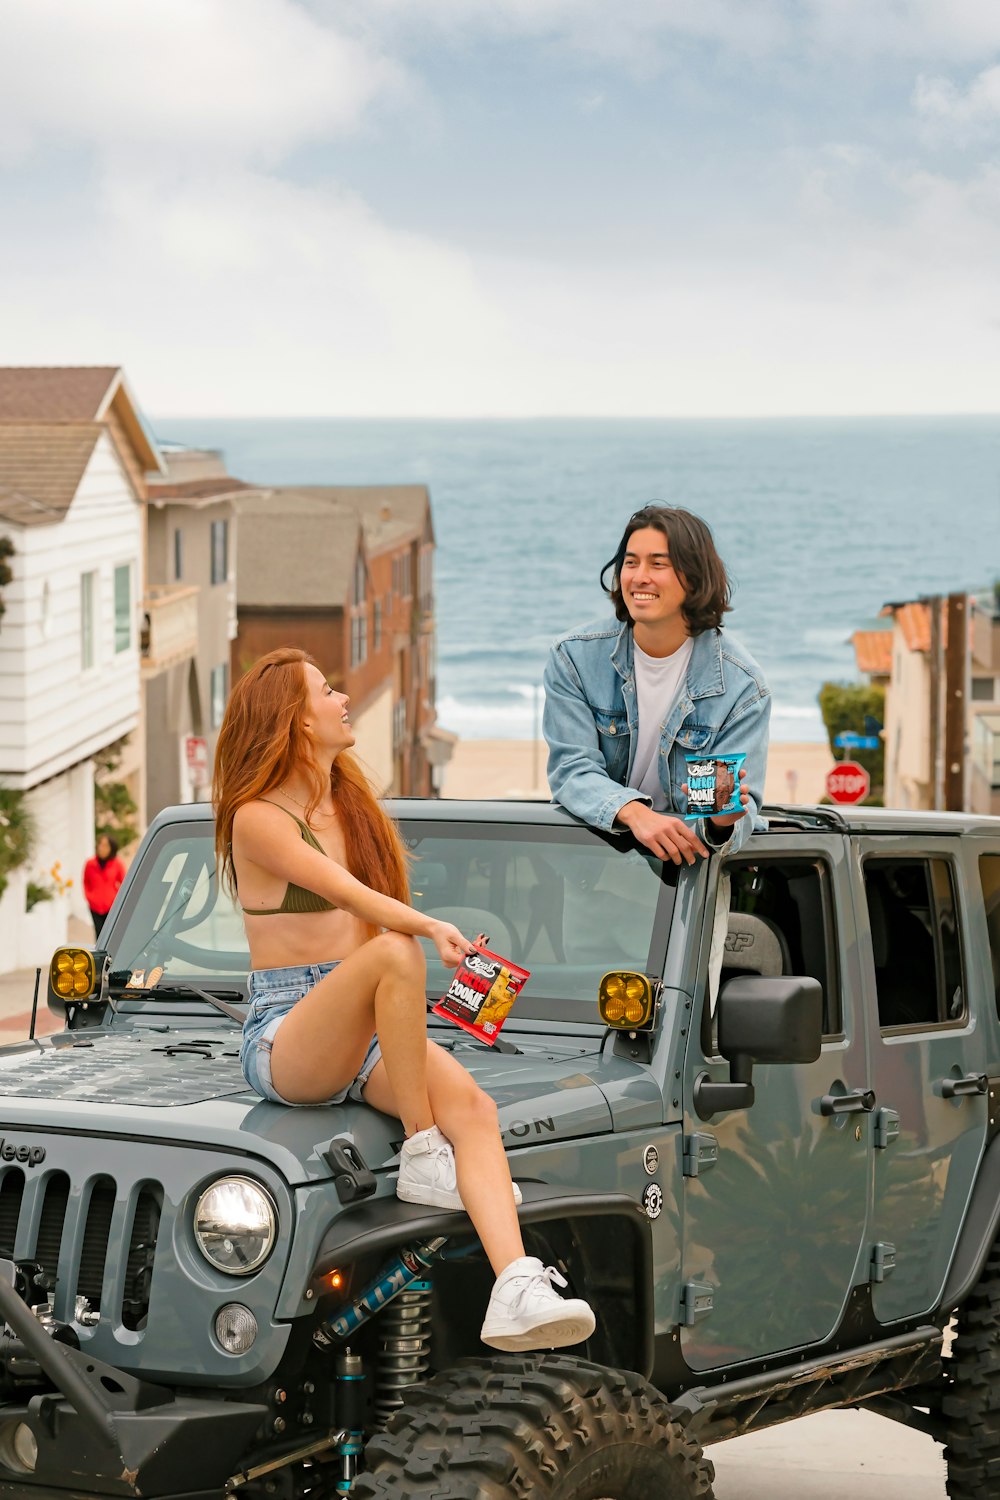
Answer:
[{"left": 194, "top": 1177, "right": 277, "bottom": 1276}]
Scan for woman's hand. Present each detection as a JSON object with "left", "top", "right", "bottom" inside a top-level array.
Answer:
[{"left": 427, "top": 919, "right": 477, "bottom": 968}]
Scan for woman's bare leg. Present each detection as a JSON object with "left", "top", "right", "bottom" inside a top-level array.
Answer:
[
  {"left": 363, "top": 1041, "right": 525, "bottom": 1275},
  {"left": 268, "top": 931, "right": 433, "bottom": 1134}
]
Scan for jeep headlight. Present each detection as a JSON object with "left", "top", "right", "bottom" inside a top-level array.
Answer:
[{"left": 194, "top": 1177, "right": 277, "bottom": 1276}]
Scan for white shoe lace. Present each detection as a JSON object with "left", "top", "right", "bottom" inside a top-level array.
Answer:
[{"left": 509, "top": 1264, "right": 568, "bottom": 1314}]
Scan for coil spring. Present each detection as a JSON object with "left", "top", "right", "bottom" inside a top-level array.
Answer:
[{"left": 373, "top": 1278, "right": 432, "bottom": 1425}]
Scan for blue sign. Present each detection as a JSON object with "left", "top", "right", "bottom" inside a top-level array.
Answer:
[{"left": 834, "top": 732, "right": 880, "bottom": 750}]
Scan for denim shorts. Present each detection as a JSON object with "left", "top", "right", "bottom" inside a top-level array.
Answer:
[{"left": 240, "top": 961, "right": 381, "bottom": 1107}]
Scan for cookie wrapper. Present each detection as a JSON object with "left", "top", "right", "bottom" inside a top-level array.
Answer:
[
  {"left": 432, "top": 947, "right": 531, "bottom": 1045},
  {"left": 684, "top": 753, "right": 746, "bottom": 822}
]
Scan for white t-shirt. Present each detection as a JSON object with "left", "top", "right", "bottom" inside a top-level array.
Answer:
[{"left": 627, "top": 636, "right": 693, "bottom": 811}]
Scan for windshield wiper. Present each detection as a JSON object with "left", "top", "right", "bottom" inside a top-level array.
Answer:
[{"left": 113, "top": 983, "right": 246, "bottom": 1024}]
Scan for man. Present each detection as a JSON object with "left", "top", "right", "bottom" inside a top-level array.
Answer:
[{"left": 543, "top": 505, "right": 769, "bottom": 862}]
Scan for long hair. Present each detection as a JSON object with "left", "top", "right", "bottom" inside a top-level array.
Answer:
[
  {"left": 600, "top": 505, "right": 732, "bottom": 634},
  {"left": 213, "top": 648, "right": 410, "bottom": 920}
]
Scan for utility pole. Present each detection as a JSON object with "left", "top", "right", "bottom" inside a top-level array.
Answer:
[
  {"left": 928, "top": 595, "right": 943, "bottom": 809},
  {"left": 944, "top": 591, "right": 967, "bottom": 811}
]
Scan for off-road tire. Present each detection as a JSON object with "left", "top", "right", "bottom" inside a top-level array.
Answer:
[
  {"left": 944, "top": 1243, "right": 1000, "bottom": 1499},
  {"left": 351, "top": 1354, "right": 715, "bottom": 1499}
]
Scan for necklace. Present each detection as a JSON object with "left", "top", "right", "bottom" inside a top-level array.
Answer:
[{"left": 276, "top": 785, "right": 334, "bottom": 817}]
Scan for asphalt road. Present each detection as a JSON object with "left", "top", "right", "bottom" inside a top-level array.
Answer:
[{"left": 712, "top": 1406, "right": 947, "bottom": 1498}]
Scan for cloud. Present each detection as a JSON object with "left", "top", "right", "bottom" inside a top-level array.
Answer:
[
  {"left": 338, "top": 0, "right": 1000, "bottom": 68},
  {"left": 0, "top": 0, "right": 401, "bottom": 166},
  {"left": 914, "top": 65, "right": 1000, "bottom": 141}
]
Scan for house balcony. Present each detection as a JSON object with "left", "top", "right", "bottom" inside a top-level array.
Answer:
[{"left": 141, "top": 584, "right": 199, "bottom": 675}]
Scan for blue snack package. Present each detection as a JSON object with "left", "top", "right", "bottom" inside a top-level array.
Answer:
[{"left": 684, "top": 753, "right": 746, "bottom": 821}]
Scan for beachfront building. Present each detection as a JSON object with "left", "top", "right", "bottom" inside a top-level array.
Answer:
[
  {"left": 0, "top": 367, "right": 161, "bottom": 967},
  {"left": 853, "top": 589, "right": 1000, "bottom": 814},
  {"left": 233, "top": 486, "right": 450, "bottom": 796},
  {"left": 143, "top": 447, "right": 269, "bottom": 814},
  {"left": 969, "top": 587, "right": 1000, "bottom": 816}
]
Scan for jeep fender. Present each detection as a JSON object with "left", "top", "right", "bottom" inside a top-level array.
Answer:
[{"left": 311, "top": 1183, "right": 654, "bottom": 1377}]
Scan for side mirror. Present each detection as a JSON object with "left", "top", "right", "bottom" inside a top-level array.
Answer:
[{"left": 694, "top": 975, "right": 823, "bottom": 1120}]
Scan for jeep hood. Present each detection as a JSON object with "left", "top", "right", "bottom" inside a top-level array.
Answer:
[{"left": 0, "top": 1029, "right": 645, "bottom": 1185}]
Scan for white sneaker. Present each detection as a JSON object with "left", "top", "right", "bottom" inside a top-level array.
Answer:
[
  {"left": 396, "top": 1125, "right": 522, "bottom": 1211},
  {"left": 480, "top": 1256, "right": 596, "bottom": 1352}
]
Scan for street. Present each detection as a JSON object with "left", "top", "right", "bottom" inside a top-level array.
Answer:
[{"left": 713, "top": 1406, "right": 946, "bottom": 1498}]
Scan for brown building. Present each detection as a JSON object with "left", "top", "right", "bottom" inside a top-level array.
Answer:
[{"left": 233, "top": 486, "right": 450, "bottom": 796}]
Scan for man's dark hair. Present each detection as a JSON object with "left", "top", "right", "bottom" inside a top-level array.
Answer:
[{"left": 600, "top": 504, "right": 732, "bottom": 634}]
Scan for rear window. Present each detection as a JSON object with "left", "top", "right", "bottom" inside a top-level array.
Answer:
[{"left": 106, "top": 818, "right": 675, "bottom": 1024}]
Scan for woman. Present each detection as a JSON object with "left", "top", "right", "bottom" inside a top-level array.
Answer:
[
  {"left": 213, "top": 647, "right": 594, "bottom": 1353},
  {"left": 83, "top": 834, "right": 126, "bottom": 938}
]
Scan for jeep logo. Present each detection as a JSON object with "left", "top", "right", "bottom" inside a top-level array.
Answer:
[{"left": 0, "top": 1139, "right": 45, "bottom": 1167}]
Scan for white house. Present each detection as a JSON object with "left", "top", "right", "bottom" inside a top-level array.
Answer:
[{"left": 0, "top": 368, "right": 162, "bottom": 969}]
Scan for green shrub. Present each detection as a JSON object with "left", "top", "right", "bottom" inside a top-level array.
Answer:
[
  {"left": 0, "top": 787, "right": 35, "bottom": 900},
  {"left": 817, "top": 681, "right": 886, "bottom": 806}
]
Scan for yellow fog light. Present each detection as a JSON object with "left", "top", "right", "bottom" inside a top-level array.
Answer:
[
  {"left": 599, "top": 971, "right": 654, "bottom": 1029},
  {"left": 49, "top": 948, "right": 96, "bottom": 1001}
]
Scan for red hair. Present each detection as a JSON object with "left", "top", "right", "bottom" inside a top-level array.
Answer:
[{"left": 213, "top": 648, "right": 410, "bottom": 925}]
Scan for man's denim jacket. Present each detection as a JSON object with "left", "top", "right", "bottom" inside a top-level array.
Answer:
[{"left": 543, "top": 617, "right": 771, "bottom": 856}]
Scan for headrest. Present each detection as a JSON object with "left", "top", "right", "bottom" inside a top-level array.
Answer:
[{"left": 723, "top": 912, "right": 790, "bottom": 979}]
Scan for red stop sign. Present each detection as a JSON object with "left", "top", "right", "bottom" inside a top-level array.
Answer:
[{"left": 826, "top": 760, "right": 870, "bottom": 805}]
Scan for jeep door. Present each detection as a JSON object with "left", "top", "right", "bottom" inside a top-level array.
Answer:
[
  {"left": 853, "top": 834, "right": 991, "bottom": 1323},
  {"left": 679, "top": 833, "right": 871, "bottom": 1370}
]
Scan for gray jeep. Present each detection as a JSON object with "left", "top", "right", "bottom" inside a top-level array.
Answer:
[{"left": 0, "top": 798, "right": 997, "bottom": 1499}]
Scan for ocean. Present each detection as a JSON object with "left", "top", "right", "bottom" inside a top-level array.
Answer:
[{"left": 155, "top": 417, "right": 1000, "bottom": 743}]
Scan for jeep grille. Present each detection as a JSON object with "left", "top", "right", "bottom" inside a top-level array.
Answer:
[{"left": 0, "top": 1166, "right": 161, "bottom": 1330}]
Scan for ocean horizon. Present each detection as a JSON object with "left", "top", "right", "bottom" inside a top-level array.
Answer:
[{"left": 153, "top": 416, "right": 1000, "bottom": 743}]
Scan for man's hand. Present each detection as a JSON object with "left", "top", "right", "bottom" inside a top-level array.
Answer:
[
  {"left": 615, "top": 800, "right": 709, "bottom": 865},
  {"left": 701, "top": 767, "right": 751, "bottom": 829}
]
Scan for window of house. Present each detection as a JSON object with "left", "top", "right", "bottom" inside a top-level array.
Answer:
[
  {"left": 113, "top": 564, "right": 132, "bottom": 653},
  {"left": 174, "top": 528, "right": 183, "bottom": 581},
  {"left": 350, "top": 614, "right": 367, "bottom": 670},
  {"left": 721, "top": 858, "right": 841, "bottom": 1037},
  {"left": 80, "top": 571, "right": 97, "bottom": 670},
  {"left": 210, "top": 663, "right": 229, "bottom": 729},
  {"left": 210, "top": 520, "right": 229, "bottom": 586},
  {"left": 862, "top": 857, "right": 965, "bottom": 1030},
  {"left": 980, "top": 856, "right": 1000, "bottom": 1020},
  {"left": 974, "top": 714, "right": 1000, "bottom": 788},
  {"left": 373, "top": 599, "right": 382, "bottom": 652},
  {"left": 393, "top": 696, "right": 407, "bottom": 750},
  {"left": 354, "top": 554, "right": 367, "bottom": 606}
]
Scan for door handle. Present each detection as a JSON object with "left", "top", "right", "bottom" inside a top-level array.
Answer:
[
  {"left": 940, "top": 1073, "right": 988, "bottom": 1099},
  {"left": 821, "top": 1088, "right": 876, "bottom": 1117}
]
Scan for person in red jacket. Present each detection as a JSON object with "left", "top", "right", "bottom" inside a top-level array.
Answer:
[{"left": 82, "top": 835, "right": 125, "bottom": 938}]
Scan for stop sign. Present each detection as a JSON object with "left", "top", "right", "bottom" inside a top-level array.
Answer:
[{"left": 826, "top": 760, "right": 870, "bottom": 805}]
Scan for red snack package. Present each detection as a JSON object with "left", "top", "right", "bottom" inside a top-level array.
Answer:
[{"left": 432, "top": 946, "right": 530, "bottom": 1046}]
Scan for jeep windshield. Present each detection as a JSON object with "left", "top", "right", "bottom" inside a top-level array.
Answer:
[{"left": 106, "top": 816, "right": 676, "bottom": 1025}]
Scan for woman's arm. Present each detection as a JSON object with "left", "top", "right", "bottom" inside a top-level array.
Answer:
[{"left": 233, "top": 803, "right": 472, "bottom": 964}]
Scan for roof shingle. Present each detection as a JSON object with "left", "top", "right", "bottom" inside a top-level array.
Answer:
[
  {"left": 0, "top": 367, "right": 119, "bottom": 421},
  {"left": 0, "top": 423, "right": 103, "bottom": 526}
]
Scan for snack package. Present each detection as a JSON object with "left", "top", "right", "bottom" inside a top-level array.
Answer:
[
  {"left": 684, "top": 753, "right": 746, "bottom": 821},
  {"left": 432, "top": 946, "right": 530, "bottom": 1046}
]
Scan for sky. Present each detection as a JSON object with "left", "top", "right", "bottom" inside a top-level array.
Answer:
[{"left": 1, "top": 0, "right": 999, "bottom": 417}]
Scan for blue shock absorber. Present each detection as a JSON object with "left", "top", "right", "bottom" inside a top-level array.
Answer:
[
  {"left": 313, "top": 1237, "right": 448, "bottom": 1348},
  {"left": 334, "top": 1348, "right": 365, "bottom": 1494}
]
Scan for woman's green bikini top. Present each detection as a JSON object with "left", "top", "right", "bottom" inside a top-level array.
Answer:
[{"left": 240, "top": 801, "right": 337, "bottom": 916}]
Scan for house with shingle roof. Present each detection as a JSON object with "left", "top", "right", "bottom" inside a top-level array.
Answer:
[
  {"left": 234, "top": 485, "right": 448, "bottom": 796},
  {"left": 0, "top": 368, "right": 160, "bottom": 966},
  {"left": 852, "top": 591, "right": 1000, "bottom": 814},
  {"left": 144, "top": 445, "right": 269, "bottom": 812}
]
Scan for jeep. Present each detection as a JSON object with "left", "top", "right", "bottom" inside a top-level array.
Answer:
[{"left": 0, "top": 799, "right": 996, "bottom": 1499}]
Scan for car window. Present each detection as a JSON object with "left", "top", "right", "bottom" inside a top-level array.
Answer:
[
  {"left": 722, "top": 858, "right": 841, "bottom": 1036},
  {"left": 406, "top": 821, "right": 676, "bottom": 1024},
  {"left": 862, "top": 856, "right": 965, "bottom": 1030},
  {"left": 109, "top": 829, "right": 249, "bottom": 987},
  {"left": 979, "top": 854, "right": 1000, "bottom": 1019}
]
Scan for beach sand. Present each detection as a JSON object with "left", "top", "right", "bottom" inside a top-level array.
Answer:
[{"left": 440, "top": 740, "right": 834, "bottom": 806}]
